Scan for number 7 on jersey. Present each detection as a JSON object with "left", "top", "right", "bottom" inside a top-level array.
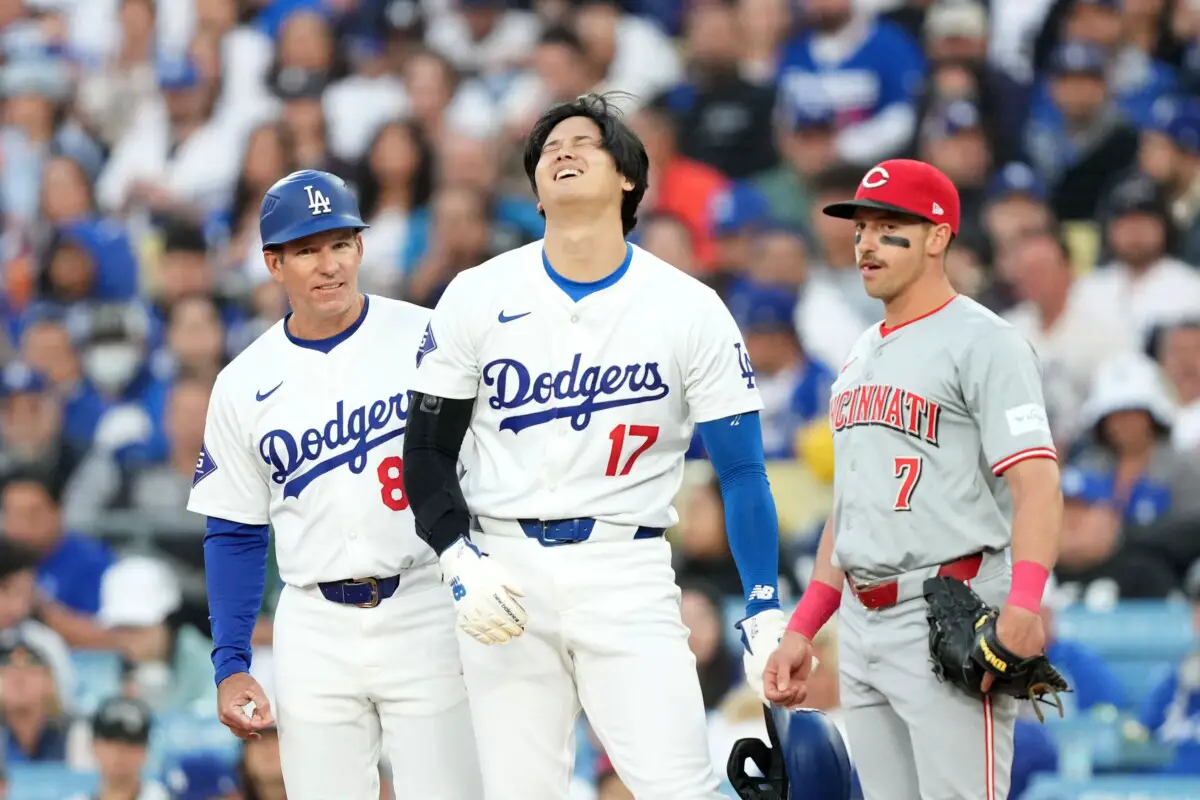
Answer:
[{"left": 893, "top": 456, "right": 923, "bottom": 511}]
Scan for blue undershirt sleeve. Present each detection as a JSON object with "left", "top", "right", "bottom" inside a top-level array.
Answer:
[
  {"left": 204, "top": 516, "right": 270, "bottom": 686},
  {"left": 697, "top": 411, "right": 781, "bottom": 616}
]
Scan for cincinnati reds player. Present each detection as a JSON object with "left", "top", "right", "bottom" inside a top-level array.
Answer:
[
  {"left": 401, "top": 93, "right": 787, "bottom": 798},
  {"left": 187, "top": 170, "right": 482, "bottom": 799},
  {"left": 762, "top": 160, "right": 1063, "bottom": 800}
]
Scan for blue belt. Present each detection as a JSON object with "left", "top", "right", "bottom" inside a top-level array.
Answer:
[
  {"left": 517, "top": 518, "right": 665, "bottom": 547},
  {"left": 317, "top": 576, "right": 400, "bottom": 608}
]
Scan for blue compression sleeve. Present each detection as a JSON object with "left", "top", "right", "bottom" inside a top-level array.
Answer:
[
  {"left": 697, "top": 412, "right": 780, "bottom": 616},
  {"left": 204, "top": 517, "right": 269, "bottom": 686}
]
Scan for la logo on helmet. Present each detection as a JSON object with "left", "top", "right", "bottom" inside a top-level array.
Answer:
[
  {"left": 305, "top": 185, "right": 332, "bottom": 216},
  {"left": 862, "top": 166, "right": 890, "bottom": 189}
]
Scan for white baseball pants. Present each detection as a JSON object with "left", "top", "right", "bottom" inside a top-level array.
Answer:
[
  {"left": 272, "top": 562, "right": 483, "bottom": 799},
  {"left": 458, "top": 532, "right": 724, "bottom": 800}
]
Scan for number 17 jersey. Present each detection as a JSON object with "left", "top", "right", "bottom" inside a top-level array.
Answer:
[{"left": 409, "top": 241, "right": 763, "bottom": 529}]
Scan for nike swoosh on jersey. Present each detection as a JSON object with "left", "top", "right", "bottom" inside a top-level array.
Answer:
[
  {"left": 256, "top": 382, "right": 283, "bottom": 402},
  {"left": 498, "top": 311, "right": 531, "bottom": 323}
]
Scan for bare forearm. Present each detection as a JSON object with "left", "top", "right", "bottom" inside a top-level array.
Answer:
[
  {"left": 1010, "top": 477, "right": 1062, "bottom": 571},
  {"left": 1004, "top": 458, "right": 1062, "bottom": 612},
  {"left": 787, "top": 516, "right": 843, "bottom": 639},
  {"left": 810, "top": 516, "right": 845, "bottom": 589}
]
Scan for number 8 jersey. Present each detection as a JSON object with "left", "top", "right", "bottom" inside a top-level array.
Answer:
[
  {"left": 409, "top": 241, "right": 764, "bottom": 531},
  {"left": 186, "top": 295, "right": 438, "bottom": 587}
]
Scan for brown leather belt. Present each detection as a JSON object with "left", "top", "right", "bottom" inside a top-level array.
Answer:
[{"left": 849, "top": 553, "right": 983, "bottom": 610}]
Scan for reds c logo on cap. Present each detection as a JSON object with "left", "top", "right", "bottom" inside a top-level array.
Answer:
[
  {"left": 862, "top": 167, "right": 890, "bottom": 189},
  {"left": 821, "top": 159, "right": 962, "bottom": 237}
]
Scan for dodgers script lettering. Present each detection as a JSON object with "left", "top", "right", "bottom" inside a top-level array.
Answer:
[
  {"left": 260, "top": 392, "right": 410, "bottom": 499},
  {"left": 483, "top": 353, "right": 670, "bottom": 434}
]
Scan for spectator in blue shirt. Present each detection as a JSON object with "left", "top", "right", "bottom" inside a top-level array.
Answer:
[
  {"left": 775, "top": 0, "right": 926, "bottom": 168},
  {"left": 1137, "top": 568, "right": 1200, "bottom": 774},
  {"left": 0, "top": 361, "right": 85, "bottom": 499},
  {"left": 1025, "top": 41, "right": 1141, "bottom": 222},
  {"left": 1033, "top": 0, "right": 1178, "bottom": 130},
  {"left": 725, "top": 280, "right": 835, "bottom": 459},
  {"left": 1138, "top": 97, "right": 1200, "bottom": 263},
  {"left": 0, "top": 639, "right": 69, "bottom": 764},
  {"left": 19, "top": 315, "right": 110, "bottom": 450},
  {"left": 0, "top": 469, "right": 113, "bottom": 616}
]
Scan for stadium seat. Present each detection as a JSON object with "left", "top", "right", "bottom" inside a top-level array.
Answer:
[
  {"left": 1024, "top": 774, "right": 1200, "bottom": 799},
  {"left": 1054, "top": 602, "right": 1195, "bottom": 662},
  {"left": 147, "top": 711, "right": 241, "bottom": 771},
  {"left": 8, "top": 764, "right": 98, "bottom": 800},
  {"left": 1042, "top": 716, "right": 1176, "bottom": 774},
  {"left": 69, "top": 650, "right": 124, "bottom": 716},
  {"left": 1106, "top": 658, "right": 1176, "bottom": 711}
]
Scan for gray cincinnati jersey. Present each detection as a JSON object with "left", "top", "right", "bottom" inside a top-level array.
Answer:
[{"left": 829, "top": 296, "right": 1056, "bottom": 582}]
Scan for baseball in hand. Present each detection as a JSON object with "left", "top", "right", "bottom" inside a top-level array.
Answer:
[{"left": 242, "top": 700, "right": 256, "bottom": 719}]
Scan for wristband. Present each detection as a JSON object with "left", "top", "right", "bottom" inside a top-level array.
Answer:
[
  {"left": 1006, "top": 560, "right": 1050, "bottom": 614},
  {"left": 786, "top": 579, "right": 841, "bottom": 640}
]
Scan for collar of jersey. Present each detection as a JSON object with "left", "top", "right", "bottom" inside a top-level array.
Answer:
[
  {"left": 284, "top": 293, "right": 370, "bottom": 353},
  {"left": 541, "top": 243, "right": 632, "bottom": 302}
]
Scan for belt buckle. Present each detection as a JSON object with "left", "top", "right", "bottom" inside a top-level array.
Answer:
[
  {"left": 347, "top": 577, "right": 381, "bottom": 608},
  {"left": 540, "top": 519, "right": 582, "bottom": 546}
]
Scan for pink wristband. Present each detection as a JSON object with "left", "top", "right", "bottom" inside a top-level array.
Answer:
[
  {"left": 787, "top": 580, "right": 842, "bottom": 640},
  {"left": 1007, "top": 560, "right": 1050, "bottom": 614}
]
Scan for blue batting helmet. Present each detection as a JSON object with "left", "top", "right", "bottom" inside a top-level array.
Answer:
[
  {"left": 259, "top": 169, "right": 368, "bottom": 248},
  {"left": 728, "top": 707, "right": 862, "bottom": 800}
]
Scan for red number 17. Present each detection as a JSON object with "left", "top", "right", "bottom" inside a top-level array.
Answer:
[{"left": 606, "top": 424, "right": 659, "bottom": 476}]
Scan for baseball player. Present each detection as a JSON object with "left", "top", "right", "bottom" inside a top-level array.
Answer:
[
  {"left": 186, "top": 170, "right": 482, "bottom": 799},
  {"left": 401, "top": 93, "right": 787, "bottom": 798},
  {"left": 762, "top": 160, "right": 1063, "bottom": 800}
]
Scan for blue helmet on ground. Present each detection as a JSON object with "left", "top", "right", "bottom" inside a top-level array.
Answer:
[
  {"left": 728, "top": 707, "right": 861, "bottom": 800},
  {"left": 259, "top": 169, "right": 368, "bottom": 248}
]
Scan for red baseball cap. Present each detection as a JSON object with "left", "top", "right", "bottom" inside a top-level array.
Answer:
[{"left": 822, "top": 159, "right": 961, "bottom": 236}]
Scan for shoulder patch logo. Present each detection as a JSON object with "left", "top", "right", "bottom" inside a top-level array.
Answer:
[
  {"left": 416, "top": 322, "right": 438, "bottom": 368},
  {"left": 193, "top": 443, "right": 218, "bottom": 487},
  {"left": 735, "top": 342, "right": 756, "bottom": 389}
]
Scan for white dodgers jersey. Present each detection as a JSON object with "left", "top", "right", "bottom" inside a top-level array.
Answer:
[
  {"left": 409, "top": 241, "right": 764, "bottom": 529},
  {"left": 187, "top": 295, "right": 437, "bottom": 587}
]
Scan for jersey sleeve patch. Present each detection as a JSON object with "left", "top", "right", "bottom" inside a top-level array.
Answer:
[
  {"left": 192, "top": 443, "right": 218, "bottom": 487},
  {"left": 734, "top": 342, "right": 756, "bottom": 389},
  {"left": 1005, "top": 403, "right": 1050, "bottom": 437},
  {"left": 416, "top": 322, "right": 438, "bottom": 368}
]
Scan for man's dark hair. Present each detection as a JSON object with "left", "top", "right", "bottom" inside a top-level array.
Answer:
[
  {"left": 161, "top": 217, "right": 208, "bottom": 255},
  {"left": 537, "top": 24, "right": 586, "bottom": 55},
  {"left": 522, "top": 93, "right": 650, "bottom": 236},
  {"left": 0, "top": 465, "right": 61, "bottom": 508},
  {"left": 812, "top": 164, "right": 868, "bottom": 197},
  {"left": 1014, "top": 226, "right": 1071, "bottom": 265}
]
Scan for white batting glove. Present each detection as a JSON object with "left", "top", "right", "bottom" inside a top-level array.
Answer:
[
  {"left": 439, "top": 536, "right": 528, "bottom": 645},
  {"left": 737, "top": 608, "right": 788, "bottom": 705}
]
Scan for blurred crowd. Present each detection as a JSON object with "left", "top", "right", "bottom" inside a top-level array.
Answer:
[{"left": 0, "top": 0, "right": 1197, "bottom": 797}]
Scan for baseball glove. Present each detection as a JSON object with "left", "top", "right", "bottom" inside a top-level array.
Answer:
[{"left": 923, "top": 576, "right": 1070, "bottom": 723}]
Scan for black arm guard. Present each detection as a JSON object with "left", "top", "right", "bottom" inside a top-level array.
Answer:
[{"left": 402, "top": 391, "right": 475, "bottom": 556}]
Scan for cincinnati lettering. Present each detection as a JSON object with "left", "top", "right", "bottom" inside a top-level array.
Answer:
[
  {"left": 829, "top": 384, "right": 942, "bottom": 445},
  {"left": 259, "top": 392, "right": 409, "bottom": 499},
  {"left": 483, "top": 354, "right": 669, "bottom": 434}
]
